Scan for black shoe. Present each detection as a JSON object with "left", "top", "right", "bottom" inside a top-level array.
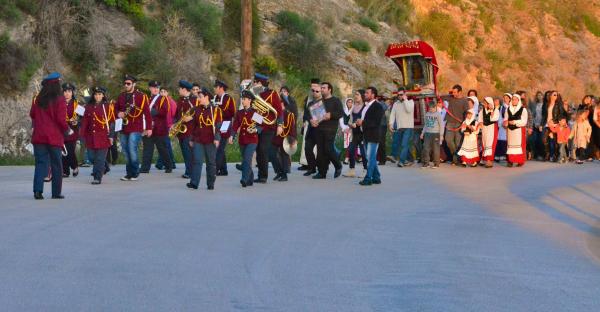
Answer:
[
  {"left": 312, "top": 173, "right": 326, "bottom": 179},
  {"left": 165, "top": 168, "right": 172, "bottom": 173},
  {"left": 155, "top": 165, "right": 164, "bottom": 170},
  {"left": 216, "top": 171, "right": 228, "bottom": 176},
  {"left": 139, "top": 170, "right": 150, "bottom": 174},
  {"left": 303, "top": 170, "right": 316, "bottom": 176},
  {"left": 91, "top": 179, "right": 101, "bottom": 185},
  {"left": 34, "top": 192, "right": 43, "bottom": 200},
  {"left": 51, "top": 194, "right": 65, "bottom": 199},
  {"left": 72, "top": 168, "right": 79, "bottom": 177},
  {"left": 182, "top": 174, "right": 190, "bottom": 179},
  {"left": 278, "top": 175, "right": 288, "bottom": 182},
  {"left": 507, "top": 162, "right": 513, "bottom": 167},
  {"left": 298, "top": 165, "right": 308, "bottom": 171},
  {"left": 359, "top": 179, "right": 372, "bottom": 186},
  {"left": 372, "top": 179, "right": 381, "bottom": 185},
  {"left": 186, "top": 182, "right": 198, "bottom": 189},
  {"left": 253, "top": 178, "right": 267, "bottom": 184},
  {"left": 334, "top": 167, "right": 342, "bottom": 178},
  {"left": 236, "top": 164, "right": 243, "bottom": 171},
  {"left": 240, "top": 180, "right": 247, "bottom": 187},
  {"left": 273, "top": 174, "right": 282, "bottom": 181},
  {"left": 207, "top": 185, "right": 214, "bottom": 190},
  {"left": 104, "top": 167, "right": 111, "bottom": 175}
]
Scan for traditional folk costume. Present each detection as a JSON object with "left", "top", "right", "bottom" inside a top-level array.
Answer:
[
  {"left": 81, "top": 87, "right": 115, "bottom": 184},
  {"left": 187, "top": 89, "right": 223, "bottom": 190},
  {"left": 505, "top": 95, "right": 528, "bottom": 167},
  {"left": 495, "top": 94, "right": 511, "bottom": 161},
  {"left": 478, "top": 97, "right": 499, "bottom": 167},
  {"left": 458, "top": 109, "right": 480, "bottom": 166}
]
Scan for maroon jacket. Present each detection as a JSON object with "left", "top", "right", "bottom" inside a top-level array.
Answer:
[
  {"left": 272, "top": 110, "right": 297, "bottom": 147},
  {"left": 215, "top": 93, "right": 236, "bottom": 139},
  {"left": 231, "top": 108, "right": 259, "bottom": 145},
  {"left": 65, "top": 98, "right": 80, "bottom": 142},
  {"left": 190, "top": 104, "right": 223, "bottom": 144},
  {"left": 149, "top": 94, "right": 170, "bottom": 137},
  {"left": 115, "top": 89, "right": 151, "bottom": 134},
  {"left": 30, "top": 95, "right": 69, "bottom": 147},
  {"left": 259, "top": 89, "right": 283, "bottom": 132},
  {"left": 175, "top": 96, "right": 200, "bottom": 139},
  {"left": 81, "top": 101, "right": 115, "bottom": 150}
]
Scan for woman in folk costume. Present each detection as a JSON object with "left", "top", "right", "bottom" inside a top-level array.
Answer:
[
  {"left": 495, "top": 93, "right": 512, "bottom": 161},
  {"left": 478, "top": 97, "right": 499, "bottom": 168},
  {"left": 503, "top": 94, "right": 529, "bottom": 167},
  {"left": 457, "top": 109, "right": 479, "bottom": 167},
  {"left": 340, "top": 98, "right": 353, "bottom": 164}
]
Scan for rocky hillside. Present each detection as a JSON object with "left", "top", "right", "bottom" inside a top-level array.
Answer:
[{"left": 0, "top": 0, "right": 599, "bottom": 157}]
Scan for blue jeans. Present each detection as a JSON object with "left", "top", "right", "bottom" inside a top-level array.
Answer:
[
  {"left": 89, "top": 148, "right": 108, "bottom": 181},
  {"left": 156, "top": 137, "right": 176, "bottom": 169},
  {"left": 240, "top": 143, "right": 257, "bottom": 183},
  {"left": 120, "top": 132, "right": 142, "bottom": 177},
  {"left": 364, "top": 142, "right": 380, "bottom": 183},
  {"left": 394, "top": 128, "right": 413, "bottom": 164},
  {"left": 178, "top": 136, "right": 192, "bottom": 176},
  {"left": 190, "top": 142, "right": 216, "bottom": 188},
  {"left": 33, "top": 144, "right": 62, "bottom": 196},
  {"left": 391, "top": 131, "right": 401, "bottom": 158}
]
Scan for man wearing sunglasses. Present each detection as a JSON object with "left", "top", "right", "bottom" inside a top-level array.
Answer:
[
  {"left": 115, "top": 74, "right": 151, "bottom": 181},
  {"left": 301, "top": 78, "right": 322, "bottom": 176}
]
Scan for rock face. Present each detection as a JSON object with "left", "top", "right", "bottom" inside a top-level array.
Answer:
[{"left": 1, "top": 0, "right": 599, "bottom": 157}]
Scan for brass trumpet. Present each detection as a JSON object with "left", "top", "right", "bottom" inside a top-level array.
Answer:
[{"left": 169, "top": 108, "right": 194, "bottom": 137}]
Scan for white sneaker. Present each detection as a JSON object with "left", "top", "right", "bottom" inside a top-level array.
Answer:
[
  {"left": 129, "top": 176, "right": 138, "bottom": 181},
  {"left": 120, "top": 176, "right": 131, "bottom": 181}
]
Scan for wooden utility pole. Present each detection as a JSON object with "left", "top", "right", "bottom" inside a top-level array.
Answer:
[{"left": 240, "top": 0, "right": 253, "bottom": 81}]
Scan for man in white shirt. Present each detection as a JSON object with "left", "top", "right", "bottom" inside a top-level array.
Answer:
[{"left": 388, "top": 90, "right": 414, "bottom": 167}]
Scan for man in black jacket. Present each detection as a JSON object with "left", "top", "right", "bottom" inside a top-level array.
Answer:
[
  {"left": 301, "top": 79, "right": 322, "bottom": 175},
  {"left": 311, "top": 82, "right": 343, "bottom": 179},
  {"left": 356, "top": 86, "right": 385, "bottom": 186}
]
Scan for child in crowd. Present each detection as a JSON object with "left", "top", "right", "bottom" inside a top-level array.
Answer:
[
  {"left": 420, "top": 101, "right": 444, "bottom": 168},
  {"left": 458, "top": 109, "right": 480, "bottom": 167},
  {"left": 549, "top": 117, "right": 571, "bottom": 163},
  {"left": 570, "top": 109, "right": 592, "bottom": 164},
  {"left": 568, "top": 112, "right": 577, "bottom": 161}
]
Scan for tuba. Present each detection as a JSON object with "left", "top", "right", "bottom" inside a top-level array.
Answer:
[{"left": 246, "top": 86, "right": 277, "bottom": 125}]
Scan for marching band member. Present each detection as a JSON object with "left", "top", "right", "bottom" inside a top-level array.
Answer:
[
  {"left": 213, "top": 79, "right": 236, "bottom": 176},
  {"left": 457, "top": 109, "right": 480, "bottom": 167},
  {"left": 30, "top": 72, "right": 69, "bottom": 200},
  {"left": 155, "top": 87, "right": 177, "bottom": 170},
  {"left": 140, "top": 80, "right": 173, "bottom": 173},
  {"left": 115, "top": 74, "right": 151, "bottom": 181},
  {"left": 81, "top": 87, "right": 115, "bottom": 185},
  {"left": 270, "top": 94, "right": 297, "bottom": 182},
  {"left": 61, "top": 82, "right": 79, "bottom": 178},
  {"left": 478, "top": 97, "right": 499, "bottom": 168},
  {"left": 186, "top": 88, "right": 223, "bottom": 190},
  {"left": 229, "top": 90, "right": 259, "bottom": 187},
  {"left": 252, "top": 73, "right": 284, "bottom": 183},
  {"left": 504, "top": 94, "right": 529, "bottom": 167},
  {"left": 174, "top": 80, "right": 198, "bottom": 179}
]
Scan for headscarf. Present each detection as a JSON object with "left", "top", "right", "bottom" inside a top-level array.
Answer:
[
  {"left": 468, "top": 96, "right": 480, "bottom": 116},
  {"left": 509, "top": 94, "right": 522, "bottom": 114}
]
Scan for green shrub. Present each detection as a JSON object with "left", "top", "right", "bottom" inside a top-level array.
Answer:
[
  {"left": 272, "top": 11, "right": 329, "bottom": 75},
  {"left": 167, "top": 0, "right": 223, "bottom": 51},
  {"left": 355, "top": 0, "right": 413, "bottom": 32},
  {"left": 415, "top": 11, "right": 465, "bottom": 60},
  {"left": 100, "top": 0, "right": 144, "bottom": 17},
  {"left": 348, "top": 39, "right": 371, "bottom": 53},
  {"left": 583, "top": 14, "right": 600, "bottom": 37},
  {"left": 358, "top": 16, "right": 380, "bottom": 33},
  {"left": 223, "top": 0, "right": 261, "bottom": 52},
  {"left": 0, "top": 35, "right": 41, "bottom": 93},
  {"left": 123, "top": 35, "right": 175, "bottom": 86},
  {"left": 512, "top": 0, "right": 526, "bottom": 10},
  {"left": 253, "top": 55, "right": 279, "bottom": 76},
  {"left": 0, "top": 0, "right": 22, "bottom": 24}
]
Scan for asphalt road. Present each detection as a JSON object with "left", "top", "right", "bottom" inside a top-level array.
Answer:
[{"left": 0, "top": 161, "right": 599, "bottom": 311}]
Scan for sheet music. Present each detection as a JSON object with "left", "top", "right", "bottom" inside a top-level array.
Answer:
[
  {"left": 115, "top": 118, "right": 123, "bottom": 132},
  {"left": 251, "top": 113, "right": 264, "bottom": 124}
]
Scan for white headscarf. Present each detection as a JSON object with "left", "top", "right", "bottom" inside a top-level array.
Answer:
[
  {"left": 343, "top": 98, "right": 353, "bottom": 116},
  {"left": 509, "top": 94, "right": 522, "bottom": 114},
  {"left": 468, "top": 96, "right": 480, "bottom": 117},
  {"left": 464, "top": 108, "right": 476, "bottom": 125}
]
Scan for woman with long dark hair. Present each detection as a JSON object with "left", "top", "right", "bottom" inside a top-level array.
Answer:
[
  {"left": 343, "top": 89, "right": 368, "bottom": 178},
  {"left": 30, "top": 72, "right": 69, "bottom": 200},
  {"left": 542, "top": 90, "right": 565, "bottom": 161},
  {"left": 61, "top": 82, "right": 80, "bottom": 177}
]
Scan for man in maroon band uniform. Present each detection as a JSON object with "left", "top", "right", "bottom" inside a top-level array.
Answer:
[
  {"left": 175, "top": 80, "right": 199, "bottom": 179},
  {"left": 213, "top": 79, "right": 236, "bottom": 176},
  {"left": 115, "top": 74, "right": 151, "bottom": 181},
  {"left": 252, "top": 73, "right": 284, "bottom": 183},
  {"left": 140, "top": 80, "right": 173, "bottom": 173}
]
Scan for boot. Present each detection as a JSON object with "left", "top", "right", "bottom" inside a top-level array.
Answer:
[{"left": 342, "top": 168, "right": 356, "bottom": 177}]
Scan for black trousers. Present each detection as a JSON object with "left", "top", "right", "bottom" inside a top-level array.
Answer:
[
  {"left": 257, "top": 130, "right": 275, "bottom": 179},
  {"left": 216, "top": 136, "right": 228, "bottom": 173},
  {"left": 106, "top": 139, "right": 119, "bottom": 165},
  {"left": 377, "top": 126, "right": 387, "bottom": 163},
  {"left": 316, "top": 128, "right": 341, "bottom": 175},
  {"left": 304, "top": 130, "right": 317, "bottom": 171},
  {"left": 141, "top": 135, "right": 173, "bottom": 171},
  {"left": 62, "top": 140, "right": 78, "bottom": 175}
]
